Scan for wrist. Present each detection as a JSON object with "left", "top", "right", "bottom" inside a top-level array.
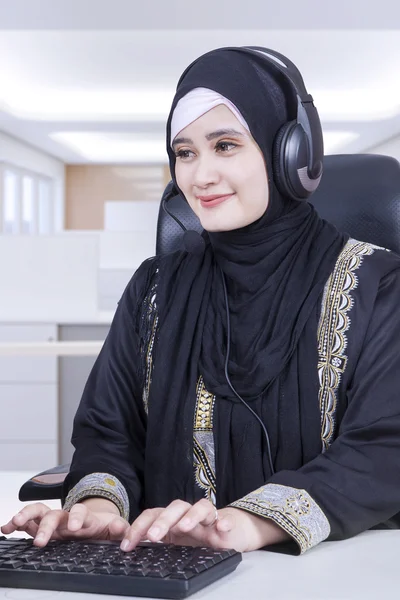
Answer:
[
  {"left": 240, "top": 510, "right": 291, "bottom": 550},
  {"left": 79, "top": 497, "right": 121, "bottom": 516},
  {"left": 257, "top": 517, "right": 291, "bottom": 546}
]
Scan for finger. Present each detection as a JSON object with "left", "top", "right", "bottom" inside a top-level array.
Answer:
[
  {"left": 19, "top": 517, "right": 43, "bottom": 538},
  {"left": 177, "top": 499, "right": 217, "bottom": 532},
  {"left": 67, "top": 504, "right": 93, "bottom": 532},
  {"left": 120, "top": 508, "right": 164, "bottom": 551},
  {"left": 3, "top": 520, "right": 39, "bottom": 537},
  {"left": 146, "top": 500, "right": 195, "bottom": 542},
  {"left": 24, "top": 521, "right": 40, "bottom": 538},
  {"left": 168, "top": 523, "right": 210, "bottom": 547},
  {"left": 216, "top": 514, "right": 235, "bottom": 533},
  {"left": 34, "top": 510, "right": 68, "bottom": 547},
  {"left": 172, "top": 514, "right": 236, "bottom": 551},
  {"left": 1, "top": 522, "right": 17, "bottom": 535},
  {"left": 108, "top": 517, "right": 130, "bottom": 541},
  {"left": 1, "top": 503, "right": 51, "bottom": 534}
]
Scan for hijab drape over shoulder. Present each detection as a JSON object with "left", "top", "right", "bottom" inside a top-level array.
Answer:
[{"left": 140, "top": 47, "right": 348, "bottom": 507}]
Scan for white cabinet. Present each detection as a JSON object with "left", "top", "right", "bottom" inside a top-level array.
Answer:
[
  {"left": 0, "top": 324, "right": 58, "bottom": 470},
  {"left": 0, "top": 384, "right": 57, "bottom": 441},
  {"left": 0, "top": 324, "right": 57, "bottom": 383},
  {"left": 0, "top": 443, "right": 58, "bottom": 471}
]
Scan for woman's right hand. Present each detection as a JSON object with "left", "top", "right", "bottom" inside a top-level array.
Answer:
[{"left": 0, "top": 499, "right": 130, "bottom": 548}]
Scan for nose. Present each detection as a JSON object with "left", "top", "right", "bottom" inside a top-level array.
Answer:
[{"left": 192, "top": 154, "right": 220, "bottom": 189}]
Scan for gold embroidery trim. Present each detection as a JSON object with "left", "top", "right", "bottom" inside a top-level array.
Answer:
[
  {"left": 142, "top": 280, "right": 158, "bottom": 415},
  {"left": 194, "top": 376, "right": 215, "bottom": 431},
  {"left": 142, "top": 313, "right": 158, "bottom": 415},
  {"left": 63, "top": 473, "right": 130, "bottom": 521},
  {"left": 230, "top": 483, "right": 331, "bottom": 554},
  {"left": 317, "top": 239, "right": 382, "bottom": 450},
  {"left": 193, "top": 376, "right": 216, "bottom": 505}
]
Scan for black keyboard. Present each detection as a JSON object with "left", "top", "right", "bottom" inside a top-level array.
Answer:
[{"left": 0, "top": 536, "right": 241, "bottom": 598}]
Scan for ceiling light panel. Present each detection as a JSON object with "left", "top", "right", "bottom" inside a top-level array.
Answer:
[
  {"left": 0, "top": 31, "right": 399, "bottom": 123},
  {"left": 50, "top": 132, "right": 169, "bottom": 163}
]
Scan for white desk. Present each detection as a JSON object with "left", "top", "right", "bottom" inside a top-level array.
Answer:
[{"left": 1, "top": 471, "right": 399, "bottom": 599}]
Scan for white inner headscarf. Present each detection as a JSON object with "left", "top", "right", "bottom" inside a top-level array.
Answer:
[{"left": 170, "top": 87, "right": 250, "bottom": 146}]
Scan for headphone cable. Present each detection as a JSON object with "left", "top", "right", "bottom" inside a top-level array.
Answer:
[{"left": 220, "top": 266, "right": 275, "bottom": 476}]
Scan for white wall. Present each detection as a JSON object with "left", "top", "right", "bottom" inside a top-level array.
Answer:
[
  {"left": 0, "top": 131, "right": 65, "bottom": 231},
  {"left": 365, "top": 135, "right": 400, "bottom": 162}
]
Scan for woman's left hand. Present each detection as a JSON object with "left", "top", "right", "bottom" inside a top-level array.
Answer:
[{"left": 119, "top": 498, "right": 290, "bottom": 553}]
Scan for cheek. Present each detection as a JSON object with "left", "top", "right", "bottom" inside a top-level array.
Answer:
[
  {"left": 175, "top": 171, "right": 197, "bottom": 212},
  {"left": 186, "top": 197, "right": 198, "bottom": 217},
  {"left": 175, "top": 165, "right": 198, "bottom": 209},
  {"left": 175, "top": 160, "right": 187, "bottom": 184},
  {"left": 239, "top": 162, "right": 267, "bottom": 194},
  {"left": 174, "top": 164, "right": 184, "bottom": 189},
  {"left": 237, "top": 162, "right": 269, "bottom": 214}
]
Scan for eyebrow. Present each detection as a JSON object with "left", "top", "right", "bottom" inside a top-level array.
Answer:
[{"left": 172, "top": 128, "right": 246, "bottom": 148}]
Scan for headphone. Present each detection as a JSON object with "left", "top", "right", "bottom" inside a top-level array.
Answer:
[{"left": 175, "top": 45, "right": 324, "bottom": 201}]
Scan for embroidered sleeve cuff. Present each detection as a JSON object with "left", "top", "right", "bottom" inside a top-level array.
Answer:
[
  {"left": 63, "top": 473, "right": 130, "bottom": 521},
  {"left": 229, "top": 483, "right": 331, "bottom": 554}
]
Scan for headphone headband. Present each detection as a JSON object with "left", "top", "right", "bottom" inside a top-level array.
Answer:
[
  {"left": 175, "top": 45, "right": 324, "bottom": 200},
  {"left": 240, "top": 46, "right": 323, "bottom": 184}
]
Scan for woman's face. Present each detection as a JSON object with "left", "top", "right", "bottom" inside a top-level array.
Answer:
[{"left": 173, "top": 104, "right": 269, "bottom": 232}]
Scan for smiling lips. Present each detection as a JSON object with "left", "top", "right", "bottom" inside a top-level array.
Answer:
[{"left": 196, "top": 193, "right": 235, "bottom": 208}]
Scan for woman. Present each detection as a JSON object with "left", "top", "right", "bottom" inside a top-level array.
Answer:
[{"left": 3, "top": 46, "right": 400, "bottom": 555}]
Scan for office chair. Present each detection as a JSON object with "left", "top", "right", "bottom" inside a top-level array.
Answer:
[{"left": 18, "top": 153, "right": 400, "bottom": 504}]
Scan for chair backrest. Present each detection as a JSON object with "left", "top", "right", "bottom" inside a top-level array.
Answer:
[{"left": 156, "top": 154, "right": 400, "bottom": 255}]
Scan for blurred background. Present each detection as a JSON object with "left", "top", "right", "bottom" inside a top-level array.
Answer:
[{"left": 0, "top": 0, "right": 399, "bottom": 473}]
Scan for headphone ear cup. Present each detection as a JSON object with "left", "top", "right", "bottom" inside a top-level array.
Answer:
[
  {"left": 273, "top": 121, "right": 315, "bottom": 201},
  {"left": 272, "top": 121, "right": 297, "bottom": 200}
]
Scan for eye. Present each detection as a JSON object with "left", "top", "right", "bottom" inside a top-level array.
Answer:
[
  {"left": 175, "top": 149, "right": 194, "bottom": 160},
  {"left": 215, "top": 141, "right": 237, "bottom": 153}
]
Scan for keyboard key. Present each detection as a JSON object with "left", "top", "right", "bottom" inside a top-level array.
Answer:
[
  {"left": 125, "top": 568, "right": 147, "bottom": 577},
  {"left": 188, "top": 563, "right": 207, "bottom": 573},
  {"left": 21, "top": 563, "right": 42, "bottom": 571},
  {"left": 0, "top": 560, "right": 24, "bottom": 569},
  {"left": 93, "top": 566, "right": 113, "bottom": 575},
  {"left": 146, "top": 568, "right": 172, "bottom": 578},
  {"left": 169, "top": 571, "right": 196, "bottom": 580},
  {"left": 110, "top": 566, "right": 129, "bottom": 576},
  {"left": 0, "top": 553, "right": 21, "bottom": 561},
  {"left": 53, "top": 565, "right": 73, "bottom": 572},
  {"left": 70, "top": 565, "right": 95, "bottom": 573}
]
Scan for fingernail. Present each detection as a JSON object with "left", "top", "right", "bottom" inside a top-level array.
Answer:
[
  {"left": 148, "top": 526, "right": 160, "bottom": 537},
  {"left": 69, "top": 519, "right": 79, "bottom": 527},
  {"left": 35, "top": 533, "right": 45, "bottom": 542},
  {"left": 121, "top": 540, "right": 130, "bottom": 551}
]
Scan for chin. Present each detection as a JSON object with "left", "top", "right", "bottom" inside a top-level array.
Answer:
[{"left": 201, "top": 221, "right": 240, "bottom": 233}]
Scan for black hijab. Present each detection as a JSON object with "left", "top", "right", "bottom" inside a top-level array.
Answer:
[{"left": 144, "top": 48, "right": 347, "bottom": 508}]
